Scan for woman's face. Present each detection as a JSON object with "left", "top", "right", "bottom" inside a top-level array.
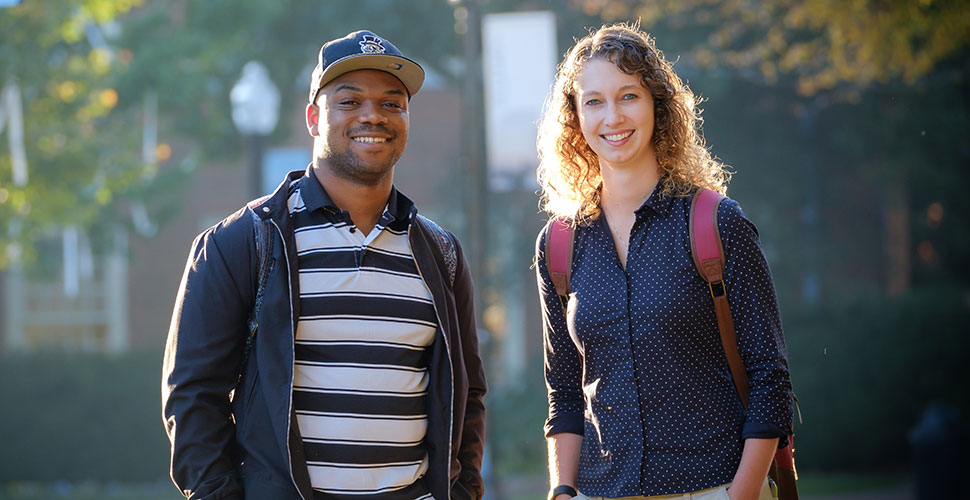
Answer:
[{"left": 574, "top": 57, "right": 656, "bottom": 172}]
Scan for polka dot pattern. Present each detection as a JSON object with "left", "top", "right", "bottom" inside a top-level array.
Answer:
[{"left": 535, "top": 187, "right": 794, "bottom": 497}]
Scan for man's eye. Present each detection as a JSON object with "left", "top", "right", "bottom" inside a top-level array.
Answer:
[{"left": 340, "top": 100, "right": 358, "bottom": 106}]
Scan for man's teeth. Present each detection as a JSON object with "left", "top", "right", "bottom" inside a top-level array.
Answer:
[
  {"left": 604, "top": 131, "right": 632, "bottom": 141},
  {"left": 354, "top": 137, "right": 387, "bottom": 143}
]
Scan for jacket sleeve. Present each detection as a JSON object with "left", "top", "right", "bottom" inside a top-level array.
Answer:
[
  {"left": 451, "top": 237, "right": 487, "bottom": 500},
  {"left": 162, "top": 211, "right": 255, "bottom": 500},
  {"left": 535, "top": 225, "right": 585, "bottom": 437},
  {"left": 718, "top": 199, "right": 794, "bottom": 441}
]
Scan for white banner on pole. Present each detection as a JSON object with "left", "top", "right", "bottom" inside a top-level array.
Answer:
[
  {"left": 482, "top": 11, "right": 557, "bottom": 191},
  {"left": 142, "top": 90, "right": 157, "bottom": 167},
  {"left": 2, "top": 79, "right": 28, "bottom": 187},
  {"left": 63, "top": 226, "right": 79, "bottom": 298}
]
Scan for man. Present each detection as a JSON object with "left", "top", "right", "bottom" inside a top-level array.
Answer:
[{"left": 162, "top": 30, "right": 487, "bottom": 500}]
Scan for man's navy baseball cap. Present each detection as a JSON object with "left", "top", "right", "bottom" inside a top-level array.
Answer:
[{"left": 308, "top": 30, "right": 425, "bottom": 103}]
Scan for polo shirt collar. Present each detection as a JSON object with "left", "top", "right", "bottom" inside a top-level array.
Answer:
[
  {"left": 386, "top": 187, "right": 418, "bottom": 227},
  {"left": 299, "top": 166, "right": 338, "bottom": 214},
  {"left": 299, "top": 165, "right": 416, "bottom": 224}
]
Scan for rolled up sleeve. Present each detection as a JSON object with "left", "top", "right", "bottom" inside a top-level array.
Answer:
[{"left": 718, "top": 200, "right": 794, "bottom": 441}]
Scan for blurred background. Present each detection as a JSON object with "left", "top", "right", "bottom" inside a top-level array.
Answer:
[{"left": 1, "top": 0, "right": 968, "bottom": 499}]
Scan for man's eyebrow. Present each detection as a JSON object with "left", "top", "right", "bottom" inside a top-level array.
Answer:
[
  {"left": 333, "top": 84, "right": 362, "bottom": 93},
  {"left": 331, "top": 85, "right": 406, "bottom": 98}
]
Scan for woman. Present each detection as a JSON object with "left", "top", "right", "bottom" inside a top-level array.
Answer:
[{"left": 534, "top": 23, "right": 793, "bottom": 500}]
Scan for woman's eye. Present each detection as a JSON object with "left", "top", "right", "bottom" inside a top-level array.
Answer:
[
  {"left": 584, "top": 98, "right": 601, "bottom": 106},
  {"left": 622, "top": 93, "right": 637, "bottom": 100}
]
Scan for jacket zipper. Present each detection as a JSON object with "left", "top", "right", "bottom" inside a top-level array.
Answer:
[
  {"left": 408, "top": 223, "right": 454, "bottom": 500},
  {"left": 269, "top": 217, "right": 307, "bottom": 500}
]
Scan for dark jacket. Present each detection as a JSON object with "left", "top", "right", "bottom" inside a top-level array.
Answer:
[{"left": 162, "top": 170, "right": 487, "bottom": 500}]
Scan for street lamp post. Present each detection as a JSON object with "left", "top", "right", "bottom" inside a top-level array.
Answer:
[
  {"left": 449, "top": 0, "right": 487, "bottom": 317},
  {"left": 449, "top": 3, "right": 496, "bottom": 498},
  {"left": 230, "top": 61, "right": 280, "bottom": 199}
]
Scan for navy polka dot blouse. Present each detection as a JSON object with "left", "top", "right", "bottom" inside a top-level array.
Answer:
[{"left": 535, "top": 185, "right": 794, "bottom": 497}]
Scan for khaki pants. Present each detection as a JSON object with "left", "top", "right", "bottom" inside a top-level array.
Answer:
[{"left": 575, "top": 477, "right": 775, "bottom": 500}]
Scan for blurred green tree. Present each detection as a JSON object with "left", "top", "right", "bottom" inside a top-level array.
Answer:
[
  {"left": 0, "top": 0, "right": 147, "bottom": 266},
  {"left": 572, "top": 0, "right": 970, "bottom": 95}
]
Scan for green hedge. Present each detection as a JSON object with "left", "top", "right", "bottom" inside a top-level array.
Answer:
[
  {"left": 0, "top": 350, "right": 171, "bottom": 482},
  {"left": 784, "top": 286, "right": 970, "bottom": 469}
]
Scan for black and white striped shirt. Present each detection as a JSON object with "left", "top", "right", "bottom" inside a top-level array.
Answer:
[{"left": 289, "top": 170, "right": 436, "bottom": 500}]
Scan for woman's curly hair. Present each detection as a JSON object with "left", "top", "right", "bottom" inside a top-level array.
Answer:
[{"left": 537, "top": 22, "right": 731, "bottom": 221}]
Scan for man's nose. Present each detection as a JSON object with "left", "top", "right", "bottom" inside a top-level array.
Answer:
[{"left": 358, "top": 101, "right": 388, "bottom": 124}]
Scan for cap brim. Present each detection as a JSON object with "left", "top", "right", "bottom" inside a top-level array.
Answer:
[{"left": 315, "top": 54, "right": 424, "bottom": 99}]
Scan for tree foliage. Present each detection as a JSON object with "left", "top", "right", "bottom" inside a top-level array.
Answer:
[
  {"left": 573, "top": 0, "right": 970, "bottom": 95},
  {"left": 0, "top": 0, "right": 460, "bottom": 267},
  {"left": 0, "top": 0, "right": 146, "bottom": 266}
]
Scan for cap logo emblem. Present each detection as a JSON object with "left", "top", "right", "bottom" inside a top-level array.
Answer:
[{"left": 359, "top": 35, "right": 386, "bottom": 54}]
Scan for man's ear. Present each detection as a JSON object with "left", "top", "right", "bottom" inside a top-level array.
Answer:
[{"left": 306, "top": 104, "right": 320, "bottom": 136}]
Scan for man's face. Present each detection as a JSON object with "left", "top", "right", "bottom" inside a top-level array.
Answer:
[{"left": 307, "top": 69, "right": 409, "bottom": 186}]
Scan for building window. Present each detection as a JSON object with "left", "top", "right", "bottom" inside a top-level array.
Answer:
[{"left": 3, "top": 227, "right": 128, "bottom": 353}]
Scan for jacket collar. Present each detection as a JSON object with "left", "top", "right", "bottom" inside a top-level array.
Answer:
[{"left": 248, "top": 169, "right": 303, "bottom": 223}]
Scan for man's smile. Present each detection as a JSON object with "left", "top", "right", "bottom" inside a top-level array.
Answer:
[{"left": 352, "top": 136, "right": 388, "bottom": 143}]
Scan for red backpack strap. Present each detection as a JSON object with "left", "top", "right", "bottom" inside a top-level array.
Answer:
[
  {"left": 546, "top": 217, "right": 575, "bottom": 298},
  {"left": 690, "top": 188, "right": 726, "bottom": 286},
  {"left": 689, "top": 188, "right": 749, "bottom": 407}
]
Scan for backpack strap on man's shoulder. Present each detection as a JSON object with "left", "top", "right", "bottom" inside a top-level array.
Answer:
[
  {"left": 416, "top": 214, "right": 457, "bottom": 286},
  {"left": 239, "top": 208, "right": 275, "bottom": 382}
]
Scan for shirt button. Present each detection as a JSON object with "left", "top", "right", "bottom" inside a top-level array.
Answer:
[{"left": 262, "top": 207, "right": 270, "bottom": 213}]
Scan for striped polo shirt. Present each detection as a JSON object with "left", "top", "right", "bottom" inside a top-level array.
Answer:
[{"left": 288, "top": 169, "right": 437, "bottom": 500}]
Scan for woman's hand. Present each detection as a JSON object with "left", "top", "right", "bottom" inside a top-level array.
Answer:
[{"left": 728, "top": 437, "right": 779, "bottom": 500}]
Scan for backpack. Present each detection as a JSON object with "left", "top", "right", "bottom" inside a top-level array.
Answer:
[{"left": 545, "top": 188, "right": 799, "bottom": 500}]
